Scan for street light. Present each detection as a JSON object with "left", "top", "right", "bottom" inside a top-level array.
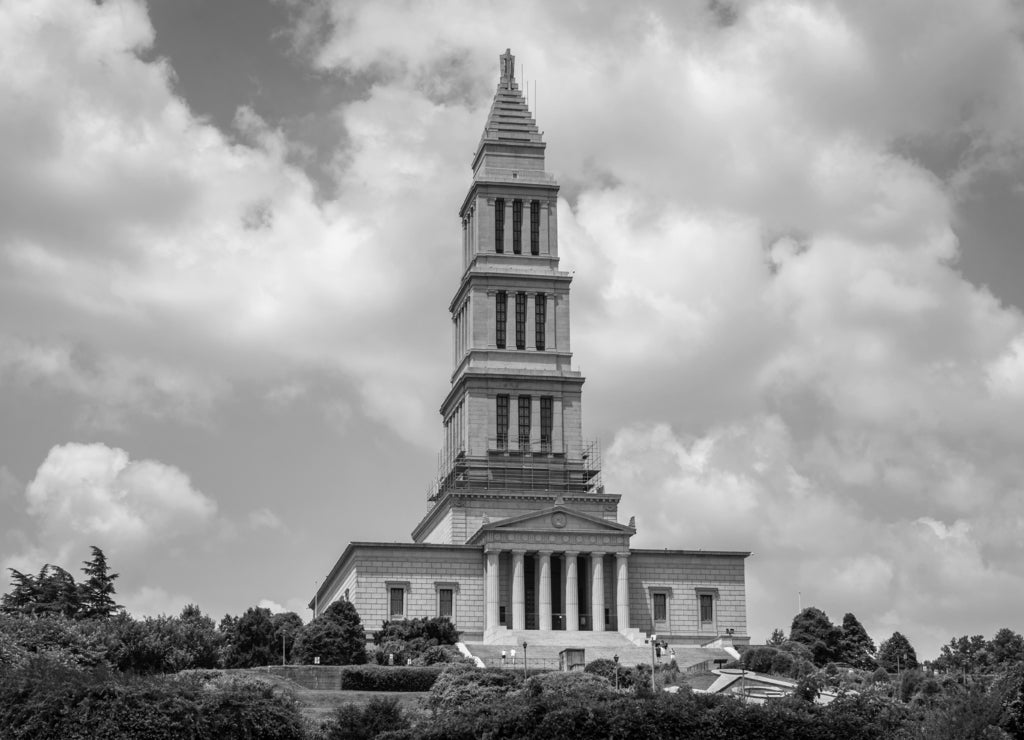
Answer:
[
  {"left": 613, "top": 654, "right": 619, "bottom": 690},
  {"left": 522, "top": 641, "right": 528, "bottom": 678},
  {"left": 647, "top": 634, "right": 657, "bottom": 692}
]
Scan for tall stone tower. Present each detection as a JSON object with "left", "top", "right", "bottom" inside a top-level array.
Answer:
[{"left": 412, "top": 49, "right": 621, "bottom": 545}]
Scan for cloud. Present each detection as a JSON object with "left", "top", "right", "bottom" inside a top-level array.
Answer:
[
  {"left": 247, "top": 508, "right": 286, "bottom": 532},
  {"left": 24, "top": 442, "right": 217, "bottom": 550}
]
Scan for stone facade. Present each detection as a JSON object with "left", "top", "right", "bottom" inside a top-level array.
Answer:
[{"left": 311, "top": 50, "right": 750, "bottom": 648}]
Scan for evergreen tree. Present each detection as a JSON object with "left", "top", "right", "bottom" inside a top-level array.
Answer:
[
  {"left": 838, "top": 612, "right": 877, "bottom": 669},
  {"left": 78, "top": 546, "right": 121, "bottom": 618},
  {"left": 1, "top": 569, "right": 38, "bottom": 614},
  {"left": 32, "top": 565, "right": 81, "bottom": 618},
  {"left": 877, "top": 631, "right": 919, "bottom": 672},
  {"left": 294, "top": 600, "right": 367, "bottom": 665},
  {"left": 767, "top": 628, "right": 787, "bottom": 646},
  {"left": 789, "top": 607, "right": 841, "bottom": 666}
]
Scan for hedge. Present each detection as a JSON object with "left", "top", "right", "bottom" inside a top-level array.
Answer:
[{"left": 338, "top": 664, "right": 444, "bottom": 691}]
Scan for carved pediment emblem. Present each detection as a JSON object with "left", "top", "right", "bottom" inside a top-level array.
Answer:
[{"left": 551, "top": 512, "right": 567, "bottom": 528}]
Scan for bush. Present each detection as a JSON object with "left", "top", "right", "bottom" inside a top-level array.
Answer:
[
  {"left": 321, "top": 695, "right": 411, "bottom": 740},
  {"left": 0, "top": 656, "right": 304, "bottom": 739},
  {"left": 426, "top": 664, "right": 522, "bottom": 714},
  {"left": 373, "top": 617, "right": 459, "bottom": 647},
  {"left": 340, "top": 664, "right": 444, "bottom": 691}
]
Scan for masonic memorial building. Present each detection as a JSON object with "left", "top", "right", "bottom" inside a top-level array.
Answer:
[{"left": 311, "top": 51, "right": 750, "bottom": 657}]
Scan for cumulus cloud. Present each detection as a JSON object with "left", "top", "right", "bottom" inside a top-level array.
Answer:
[{"left": 24, "top": 442, "right": 216, "bottom": 549}]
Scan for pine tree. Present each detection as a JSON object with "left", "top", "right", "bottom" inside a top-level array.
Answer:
[
  {"left": 878, "top": 631, "right": 919, "bottom": 672},
  {"left": 1, "top": 569, "right": 38, "bottom": 614},
  {"left": 838, "top": 612, "right": 877, "bottom": 669},
  {"left": 78, "top": 546, "right": 121, "bottom": 618}
]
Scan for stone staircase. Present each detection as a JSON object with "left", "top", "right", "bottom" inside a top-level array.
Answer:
[{"left": 462, "top": 631, "right": 733, "bottom": 672}]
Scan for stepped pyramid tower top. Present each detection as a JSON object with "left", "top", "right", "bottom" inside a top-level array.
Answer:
[{"left": 412, "top": 49, "right": 622, "bottom": 545}]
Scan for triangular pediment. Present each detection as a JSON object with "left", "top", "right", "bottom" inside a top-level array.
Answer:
[{"left": 467, "top": 505, "right": 634, "bottom": 546}]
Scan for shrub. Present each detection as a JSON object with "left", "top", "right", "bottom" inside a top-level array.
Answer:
[
  {"left": 322, "top": 696, "right": 410, "bottom": 740},
  {"left": 340, "top": 664, "right": 443, "bottom": 691},
  {"left": 0, "top": 656, "right": 304, "bottom": 739},
  {"left": 373, "top": 617, "right": 459, "bottom": 646},
  {"left": 426, "top": 664, "right": 522, "bottom": 713}
]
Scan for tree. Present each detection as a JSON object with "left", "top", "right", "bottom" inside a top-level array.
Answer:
[
  {"left": 78, "top": 546, "right": 120, "bottom": 618},
  {"left": 1, "top": 569, "right": 39, "bottom": 615},
  {"left": 936, "top": 634, "right": 989, "bottom": 677},
  {"left": 767, "top": 628, "right": 786, "bottom": 646},
  {"left": 293, "top": 600, "right": 366, "bottom": 665},
  {"left": 271, "top": 611, "right": 303, "bottom": 665},
  {"left": 838, "top": 612, "right": 877, "bottom": 669},
  {"left": 30, "top": 565, "right": 81, "bottom": 618},
  {"left": 223, "top": 607, "right": 277, "bottom": 668},
  {"left": 877, "top": 631, "right": 918, "bottom": 672},
  {"left": 989, "top": 628, "right": 1024, "bottom": 668},
  {"left": 789, "top": 607, "right": 841, "bottom": 666}
]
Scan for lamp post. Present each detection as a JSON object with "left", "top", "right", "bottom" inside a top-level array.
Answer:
[
  {"left": 522, "top": 641, "right": 528, "bottom": 679},
  {"left": 613, "top": 654, "right": 619, "bottom": 690},
  {"left": 648, "top": 634, "right": 657, "bottom": 692}
]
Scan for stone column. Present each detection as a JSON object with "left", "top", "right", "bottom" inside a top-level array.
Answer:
[
  {"left": 615, "top": 552, "right": 630, "bottom": 631},
  {"left": 511, "top": 550, "right": 526, "bottom": 631},
  {"left": 564, "top": 551, "right": 579, "bottom": 632},
  {"left": 591, "top": 552, "right": 606, "bottom": 632},
  {"left": 538, "top": 550, "right": 552, "bottom": 631},
  {"left": 486, "top": 549, "right": 501, "bottom": 630}
]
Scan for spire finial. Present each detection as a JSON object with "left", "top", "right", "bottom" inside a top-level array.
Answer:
[{"left": 500, "top": 48, "right": 515, "bottom": 86}]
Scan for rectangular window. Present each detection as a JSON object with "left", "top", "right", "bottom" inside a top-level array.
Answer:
[
  {"left": 494, "top": 199, "right": 505, "bottom": 253},
  {"left": 512, "top": 199, "right": 523, "bottom": 254},
  {"left": 535, "top": 293, "right": 546, "bottom": 351},
  {"left": 700, "top": 594, "right": 713, "bottom": 623},
  {"left": 496, "top": 291, "right": 507, "bottom": 349},
  {"left": 496, "top": 394, "right": 509, "bottom": 449},
  {"left": 439, "top": 589, "right": 453, "bottom": 618},
  {"left": 653, "top": 593, "right": 667, "bottom": 622},
  {"left": 518, "top": 396, "right": 531, "bottom": 450},
  {"left": 390, "top": 588, "right": 405, "bottom": 618},
  {"left": 515, "top": 292, "right": 526, "bottom": 350},
  {"left": 540, "top": 396, "right": 553, "bottom": 452},
  {"left": 530, "top": 200, "right": 540, "bottom": 255}
]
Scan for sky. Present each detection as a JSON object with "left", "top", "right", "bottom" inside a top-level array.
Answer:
[{"left": 1, "top": 0, "right": 1023, "bottom": 661}]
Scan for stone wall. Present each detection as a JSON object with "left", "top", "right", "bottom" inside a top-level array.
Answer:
[
  {"left": 628, "top": 550, "right": 747, "bottom": 643},
  {"left": 348, "top": 544, "right": 485, "bottom": 639}
]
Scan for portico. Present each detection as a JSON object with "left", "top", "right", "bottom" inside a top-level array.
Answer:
[{"left": 471, "top": 505, "right": 634, "bottom": 637}]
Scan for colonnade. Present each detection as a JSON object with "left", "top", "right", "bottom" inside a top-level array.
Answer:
[{"left": 485, "top": 549, "right": 630, "bottom": 632}]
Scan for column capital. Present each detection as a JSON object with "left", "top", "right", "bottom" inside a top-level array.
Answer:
[
  {"left": 615, "top": 551, "right": 631, "bottom": 560},
  {"left": 485, "top": 546, "right": 504, "bottom": 556},
  {"left": 537, "top": 549, "right": 553, "bottom": 557},
  {"left": 563, "top": 550, "right": 580, "bottom": 558},
  {"left": 590, "top": 550, "right": 607, "bottom": 558},
  {"left": 511, "top": 548, "right": 527, "bottom": 556}
]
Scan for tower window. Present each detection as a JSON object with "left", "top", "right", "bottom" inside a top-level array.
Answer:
[
  {"left": 515, "top": 292, "right": 526, "bottom": 350},
  {"left": 494, "top": 198, "right": 505, "bottom": 253},
  {"left": 496, "top": 394, "right": 509, "bottom": 449},
  {"left": 512, "top": 199, "right": 523, "bottom": 254},
  {"left": 518, "top": 395, "right": 531, "bottom": 450},
  {"left": 540, "top": 396, "right": 553, "bottom": 452},
  {"left": 535, "top": 293, "right": 546, "bottom": 351},
  {"left": 496, "top": 292, "right": 507, "bottom": 349},
  {"left": 530, "top": 200, "right": 540, "bottom": 255}
]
